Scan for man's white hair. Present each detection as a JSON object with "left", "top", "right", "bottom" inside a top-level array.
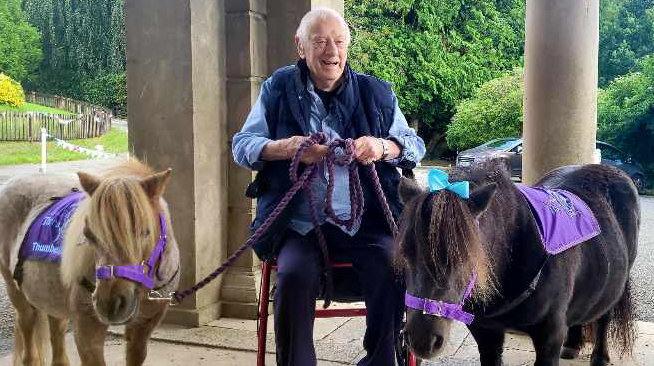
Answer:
[{"left": 295, "top": 7, "right": 351, "bottom": 48}]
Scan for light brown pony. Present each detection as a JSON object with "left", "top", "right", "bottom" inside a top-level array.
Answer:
[{"left": 0, "top": 159, "right": 180, "bottom": 366}]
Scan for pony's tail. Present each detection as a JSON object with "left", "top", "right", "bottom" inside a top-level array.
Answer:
[
  {"left": 12, "top": 310, "right": 49, "bottom": 366},
  {"left": 608, "top": 277, "right": 637, "bottom": 356}
]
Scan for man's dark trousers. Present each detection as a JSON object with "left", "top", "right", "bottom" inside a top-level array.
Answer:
[{"left": 273, "top": 214, "right": 404, "bottom": 366}]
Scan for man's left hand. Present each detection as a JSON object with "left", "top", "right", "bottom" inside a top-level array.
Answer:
[{"left": 353, "top": 136, "right": 383, "bottom": 165}]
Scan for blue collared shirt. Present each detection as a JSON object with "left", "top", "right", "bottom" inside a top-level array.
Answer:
[{"left": 232, "top": 77, "right": 426, "bottom": 236}]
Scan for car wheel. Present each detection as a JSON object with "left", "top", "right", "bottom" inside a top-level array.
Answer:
[{"left": 632, "top": 175, "right": 644, "bottom": 193}]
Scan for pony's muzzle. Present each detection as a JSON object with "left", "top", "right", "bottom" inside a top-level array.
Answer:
[
  {"left": 92, "top": 284, "right": 139, "bottom": 325},
  {"left": 405, "top": 310, "right": 448, "bottom": 359},
  {"left": 109, "top": 294, "right": 126, "bottom": 318},
  {"left": 406, "top": 330, "right": 445, "bottom": 359}
]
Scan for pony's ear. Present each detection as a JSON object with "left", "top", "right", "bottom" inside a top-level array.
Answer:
[
  {"left": 399, "top": 176, "right": 423, "bottom": 204},
  {"left": 77, "top": 171, "right": 101, "bottom": 196},
  {"left": 141, "top": 168, "right": 172, "bottom": 198},
  {"left": 468, "top": 183, "right": 497, "bottom": 217}
]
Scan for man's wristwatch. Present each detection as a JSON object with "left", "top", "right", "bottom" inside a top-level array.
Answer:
[{"left": 379, "top": 138, "right": 389, "bottom": 161}]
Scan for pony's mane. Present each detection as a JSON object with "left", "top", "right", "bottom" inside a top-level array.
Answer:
[
  {"left": 448, "top": 158, "right": 513, "bottom": 189},
  {"left": 62, "top": 159, "right": 160, "bottom": 288}
]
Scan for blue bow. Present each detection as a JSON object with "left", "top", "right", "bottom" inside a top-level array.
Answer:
[{"left": 427, "top": 169, "right": 470, "bottom": 199}]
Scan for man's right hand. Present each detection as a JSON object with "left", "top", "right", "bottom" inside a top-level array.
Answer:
[{"left": 261, "top": 136, "right": 329, "bottom": 164}]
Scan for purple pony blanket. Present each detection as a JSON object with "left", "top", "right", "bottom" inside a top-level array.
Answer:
[
  {"left": 19, "top": 191, "right": 84, "bottom": 262},
  {"left": 516, "top": 185, "right": 601, "bottom": 254}
]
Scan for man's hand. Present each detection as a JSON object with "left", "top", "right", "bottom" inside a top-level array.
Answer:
[
  {"left": 261, "top": 136, "right": 329, "bottom": 164},
  {"left": 353, "top": 136, "right": 383, "bottom": 164},
  {"left": 284, "top": 136, "right": 329, "bottom": 164},
  {"left": 353, "top": 136, "right": 401, "bottom": 164}
]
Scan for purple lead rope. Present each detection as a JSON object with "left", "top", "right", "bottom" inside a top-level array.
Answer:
[{"left": 171, "top": 132, "right": 398, "bottom": 305}]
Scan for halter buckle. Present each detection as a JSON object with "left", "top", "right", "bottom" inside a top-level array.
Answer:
[
  {"left": 140, "top": 260, "right": 149, "bottom": 274},
  {"left": 147, "top": 290, "right": 176, "bottom": 306},
  {"left": 422, "top": 301, "right": 443, "bottom": 317}
]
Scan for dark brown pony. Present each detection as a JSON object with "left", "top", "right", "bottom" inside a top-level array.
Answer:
[{"left": 396, "top": 161, "right": 639, "bottom": 366}]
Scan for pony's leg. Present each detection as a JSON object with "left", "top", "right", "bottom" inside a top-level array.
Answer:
[
  {"left": 14, "top": 305, "right": 45, "bottom": 366},
  {"left": 560, "top": 325, "right": 583, "bottom": 359},
  {"left": 125, "top": 305, "right": 167, "bottom": 366},
  {"left": 48, "top": 316, "right": 70, "bottom": 366},
  {"left": 468, "top": 326, "right": 505, "bottom": 366},
  {"left": 72, "top": 313, "right": 108, "bottom": 366},
  {"left": 1, "top": 267, "right": 48, "bottom": 366},
  {"left": 590, "top": 314, "right": 610, "bottom": 366},
  {"left": 529, "top": 318, "right": 567, "bottom": 366}
]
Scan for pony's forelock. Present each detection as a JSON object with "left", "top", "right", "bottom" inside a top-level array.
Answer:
[
  {"left": 396, "top": 187, "right": 496, "bottom": 301},
  {"left": 61, "top": 159, "right": 161, "bottom": 289},
  {"left": 428, "top": 191, "right": 494, "bottom": 299},
  {"left": 87, "top": 178, "right": 158, "bottom": 261}
]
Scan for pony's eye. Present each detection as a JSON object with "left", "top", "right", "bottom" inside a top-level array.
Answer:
[{"left": 83, "top": 227, "right": 98, "bottom": 244}]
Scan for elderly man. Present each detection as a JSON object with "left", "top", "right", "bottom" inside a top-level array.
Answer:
[{"left": 232, "top": 7, "right": 425, "bottom": 366}]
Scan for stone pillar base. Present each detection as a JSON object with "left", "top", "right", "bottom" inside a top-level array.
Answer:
[
  {"left": 164, "top": 302, "right": 222, "bottom": 327},
  {"left": 219, "top": 267, "right": 261, "bottom": 319}
]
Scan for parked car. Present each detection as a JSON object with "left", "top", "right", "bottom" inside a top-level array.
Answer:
[{"left": 455, "top": 137, "right": 646, "bottom": 192}]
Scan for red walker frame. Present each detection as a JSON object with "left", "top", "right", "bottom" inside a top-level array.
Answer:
[{"left": 256, "top": 260, "right": 417, "bottom": 366}]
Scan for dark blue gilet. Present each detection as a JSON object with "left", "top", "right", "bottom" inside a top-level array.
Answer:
[{"left": 247, "top": 60, "right": 414, "bottom": 259}]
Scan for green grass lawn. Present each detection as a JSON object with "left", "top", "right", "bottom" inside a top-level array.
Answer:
[
  {"left": 0, "top": 102, "right": 75, "bottom": 115},
  {"left": 0, "top": 127, "right": 128, "bottom": 165}
]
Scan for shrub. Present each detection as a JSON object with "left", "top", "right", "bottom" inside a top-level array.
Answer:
[
  {"left": 446, "top": 68, "right": 523, "bottom": 150},
  {"left": 81, "top": 72, "right": 127, "bottom": 117},
  {"left": 0, "top": 73, "right": 25, "bottom": 106},
  {"left": 598, "top": 54, "right": 654, "bottom": 187}
]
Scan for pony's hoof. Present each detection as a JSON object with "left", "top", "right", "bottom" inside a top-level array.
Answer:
[
  {"left": 590, "top": 353, "right": 610, "bottom": 366},
  {"left": 560, "top": 346, "right": 580, "bottom": 359}
]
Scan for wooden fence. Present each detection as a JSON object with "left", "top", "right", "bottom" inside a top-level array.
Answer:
[
  {"left": 25, "top": 92, "right": 113, "bottom": 116},
  {"left": 0, "top": 111, "right": 111, "bottom": 141},
  {"left": 1, "top": 92, "right": 112, "bottom": 141}
]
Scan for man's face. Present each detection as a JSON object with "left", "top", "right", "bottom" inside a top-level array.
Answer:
[{"left": 298, "top": 16, "right": 348, "bottom": 91}]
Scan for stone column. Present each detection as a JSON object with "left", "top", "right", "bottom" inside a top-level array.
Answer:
[
  {"left": 125, "top": 0, "right": 228, "bottom": 326},
  {"left": 522, "top": 0, "right": 599, "bottom": 184},
  {"left": 220, "top": 0, "right": 268, "bottom": 319}
]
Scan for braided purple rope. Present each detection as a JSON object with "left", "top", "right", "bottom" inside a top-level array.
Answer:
[
  {"left": 323, "top": 138, "right": 363, "bottom": 230},
  {"left": 171, "top": 166, "right": 314, "bottom": 304},
  {"left": 365, "top": 164, "right": 399, "bottom": 237},
  {"left": 171, "top": 132, "right": 398, "bottom": 306}
]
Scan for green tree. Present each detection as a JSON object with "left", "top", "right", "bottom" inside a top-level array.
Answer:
[
  {"left": 81, "top": 72, "right": 126, "bottom": 117},
  {"left": 21, "top": 0, "right": 126, "bottom": 114},
  {"left": 346, "top": 0, "right": 525, "bottom": 157},
  {"left": 0, "top": 0, "right": 41, "bottom": 82},
  {"left": 446, "top": 68, "right": 522, "bottom": 150},
  {"left": 599, "top": 0, "right": 654, "bottom": 85},
  {"left": 598, "top": 54, "right": 654, "bottom": 182}
]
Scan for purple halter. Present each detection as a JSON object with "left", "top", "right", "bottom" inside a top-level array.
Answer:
[
  {"left": 405, "top": 272, "right": 477, "bottom": 325},
  {"left": 95, "top": 214, "right": 167, "bottom": 290}
]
